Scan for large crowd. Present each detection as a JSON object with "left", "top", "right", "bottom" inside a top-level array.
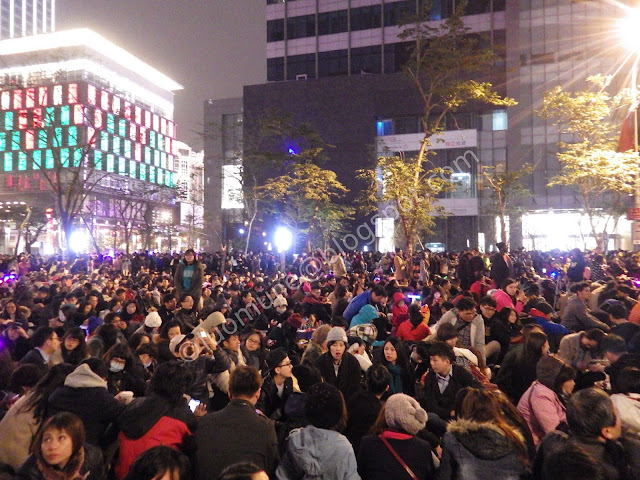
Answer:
[{"left": 0, "top": 243, "right": 639, "bottom": 480}]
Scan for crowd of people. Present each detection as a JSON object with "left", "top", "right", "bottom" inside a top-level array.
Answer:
[{"left": 0, "top": 243, "right": 639, "bottom": 479}]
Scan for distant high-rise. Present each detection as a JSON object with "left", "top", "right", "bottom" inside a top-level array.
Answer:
[{"left": 0, "top": 0, "right": 55, "bottom": 40}]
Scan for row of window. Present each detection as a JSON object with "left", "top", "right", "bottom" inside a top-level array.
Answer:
[
  {"left": 375, "top": 110, "right": 508, "bottom": 136},
  {"left": 267, "top": 43, "right": 413, "bottom": 80},
  {"left": 0, "top": 83, "right": 175, "bottom": 138},
  {"left": 267, "top": 0, "right": 505, "bottom": 42},
  {"left": 1, "top": 149, "right": 175, "bottom": 186}
]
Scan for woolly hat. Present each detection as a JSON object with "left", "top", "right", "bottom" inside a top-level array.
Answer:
[
  {"left": 273, "top": 295, "right": 288, "bottom": 308},
  {"left": 326, "top": 326, "right": 348, "bottom": 344},
  {"left": 536, "top": 354, "right": 566, "bottom": 390},
  {"left": 144, "top": 311, "right": 162, "bottom": 328},
  {"left": 267, "top": 348, "right": 289, "bottom": 372},
  {"left": 306, "top": 382, "right": 344, "bottom": 429},
  {"left": 385, "top": 393, "right": 428, "bottom": 435},
  {"left": 287, "top": 313, "right": 303, "bottom": 329}
]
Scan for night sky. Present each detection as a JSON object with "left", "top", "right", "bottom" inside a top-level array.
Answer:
[{"left": 57, "top": 0, "right": 266, "bottom": 149}]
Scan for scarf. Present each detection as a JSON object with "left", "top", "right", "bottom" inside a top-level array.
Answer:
[
  {"left": 387, "top": 363, "right": 404, "bottom": 394},
  {"left": 36, "top": 447, "right": 85, "bottom": 480}
]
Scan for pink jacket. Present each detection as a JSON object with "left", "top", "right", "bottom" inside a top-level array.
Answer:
[
  {"left": 517, "top": 381, "right": 566, "bottom": 446},
  {"left": 491, "top": 289, "right": 523, "bottom": 314}
]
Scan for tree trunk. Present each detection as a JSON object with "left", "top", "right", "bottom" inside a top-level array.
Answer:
[
  {"left": 80, "top": 216, "right": 101, "bottom": 254},
  {"left": 14, "top": 206, "right": 32, "bottom": 256},
  {"left": 244, "top": 201, "right": 257, "bottom": 254}
]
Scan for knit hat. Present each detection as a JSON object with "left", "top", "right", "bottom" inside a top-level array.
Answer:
[
  {"left": 536, "top": 354, "right": 565, "bottom": 390},
  {"left": 144, "top": 311, "right": 162, "bottom": 328},
  {"left": 267, "top": 348, "right": 289, "bottom": 372},
  {"left": 287, "top": 313, "right": 303, "bottom": 329},
  {"left": 385, "top": 393, "right": 428, "bottom": 435},
  {"left": 306, "top": 382, "right": 344, "bottom": 429},
  {"left": 326, "top": 326, "right": 347, "bottom": 344},
  {"left": 273, "top": 295, "right": 288, "bottom": 308}
]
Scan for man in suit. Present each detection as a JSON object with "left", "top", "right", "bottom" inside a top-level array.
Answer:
[
  {"left": 420, "top": 341, "right": 476, "bottom": 437},
  {"left": 490, "top": 241, "right": 514, "bottom": 289},
  {"left": 194, "top": 366, "right": 279, "bottom": 480},
  {"left": 19, "top": 326, "right": 60, "bottom": 373}
]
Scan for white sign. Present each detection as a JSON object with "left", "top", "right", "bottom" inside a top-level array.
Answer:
[
  {"left": 221, "top": 165, "right": 244, "bottom": 209},
  {"left": 377, "top": 129, "right": 478, "bottom": 153}
]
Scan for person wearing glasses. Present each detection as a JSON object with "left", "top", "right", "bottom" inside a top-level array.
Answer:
[
  {"left": 256, "top": 348, "right": 294, "bottom": 420},
  {"left": 20, "top": 327, "right": 61, "bottom": 373}
]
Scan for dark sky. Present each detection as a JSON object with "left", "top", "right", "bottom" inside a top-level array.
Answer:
[{"left": 57, "top": 0, "right": 266, "bottom": 148}]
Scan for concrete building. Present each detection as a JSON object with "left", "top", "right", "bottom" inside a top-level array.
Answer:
[
  {"left": 0, "top": 28, "right": 182, "bottom": 254},
  {"left": 0, "top": 0, "right": 55, "bottom": 40},
  {"left": 206, "top": 0, "right": 635, "bottom": 253},
  {"left": 175, "top": 140, "right": 205, "bottom": 251}
]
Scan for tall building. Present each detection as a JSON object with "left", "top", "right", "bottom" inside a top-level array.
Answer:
[
  {"left": 175, "top": 140, "right": 205, "bottom": 251},
  {"left": 0, "top": 0, "right": 55, "bottom": 39},
  {"left": 203, "top": 0, "right": 635, "bottom": 252},
  {"left": 0, "top": 28, "right": 182, "bottom": 254}
]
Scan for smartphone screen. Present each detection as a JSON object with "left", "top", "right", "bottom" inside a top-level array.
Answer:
[{"left": 188, "top": 399, "right": 201, "bottom": 413}]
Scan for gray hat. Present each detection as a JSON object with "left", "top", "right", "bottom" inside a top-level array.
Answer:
[
  {"left": 385, "top": 393, "right": 428, "bottom": 435},
  {"left": 326, "top": 326, "right": 347, "bottom": 344}
]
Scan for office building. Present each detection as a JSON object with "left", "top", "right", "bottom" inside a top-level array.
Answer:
[{"left": 0, "top": 0, "right": 55, "bottom": 39}]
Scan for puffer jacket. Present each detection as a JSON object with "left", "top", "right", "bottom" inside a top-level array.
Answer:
[
  {"left": 276, "top": 425, "right": 361, "bottom": 480},
  {"left": 439, "top": 419, "right": 529, "bottom": 480}
]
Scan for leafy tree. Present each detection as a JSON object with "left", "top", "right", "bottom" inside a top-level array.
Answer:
[
  {"left": 357, "top": 1, "right": 516, "bottom": 254},
  {"left": 480, "top": 163, "right": 535, "bottom": 245},
  {"left": 539, "top": 75, "right": 638, "bottom": 248}
]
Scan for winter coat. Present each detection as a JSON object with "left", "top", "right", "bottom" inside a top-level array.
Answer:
[
  {"left": 557, "top": 332, "right": 603, "bottom": 370},
  {"left": 420, "top": 364, "right": 476, "bottom": 421},
  {"left": 47, "top": 363, "right": 125, "bottom": 446},
  {"left": 396, "top": 320, "right": 430, "bottom": 342},
  {"left": 517, "top": 382, "right": 566, "bottom": 447},
  {"left": 114, "top": 394, "right": 196, "bottom": 480},
  {"left": 433, "top": 310, "right": 486, "bottom": 362},
  {"left": 0, "top": 393, "right": 39, "bottom": 470},
  {"left": 439, "top": 419, "right": 529, "bottom": 480},
  {"left": 256, "top": 375, "right": 294, "bottom": 420},
  {"left": 195, "top": 399, "right": 279, "bottom": 480},
  {"left": 561, "top": 295, "right": 610, "bottom": 333},
  {"left": 315, "top": 351, "right": 362, "bottom": 400},
  {"left": 174, "top": 260, "right": 204, "bottom": 299},
  {"left": 492, "top": 289, "right": 523, "bottom": 314},
  {"left": 276, "top": 425, "right": 361, "bottom": 480},
  {"left": 350, "top": 304, "right": 379, "bottom": 329},
  {"left": 343, "top": 290, "right": 374, "bottom": 322},
  {"left": 344, "top": 390, "right": 382, "bottom": 453},
  {"left": 14, "top": 443, "right": 104, "bottom": 480},
  {"left": 358, "top": 431, "right": 434, "bottom": 480},
  {"left": 528, "top": 310, "right": 570, "bottom": 337}
]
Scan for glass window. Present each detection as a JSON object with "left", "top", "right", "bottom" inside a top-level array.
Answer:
[
  {"left": 124, "top": 140, "right": 131, "bottom": 158},
  {"left": 319, "top": 49, "right": 348, "bottom": 77},
  {"left": 376, "top": 119, "right": 393, "bottom": 136},
  {"left": 18, "top": 152, "right": 27, "bottom": 171},
  {"left": 33, "top": 150, "right": 42, "bottom": 169},
  {"left": 287, "top": 53, "right": 316, "bottom": 80},
  {"left": 384, "top": 42, "right": 413, "bottom": 73},
  {"left": 44, "top": 108, "right": 54, "bottom": 127},
  {"left": 384, "top": 1, "right": 415, "bottom": 27},
  {"left": 3, "top": 152, "right": 12, "bottom": 172},
  {"left": 73, "top": 148, "right": 82, "bottom": 167},
  {"left": 350, "top": 5, "right": 382, "bottom": 31},
  {"left": 0, "top": 132, "right": 5, "bottom": 151},
  {"left": 119, "top": 119, "right": 126, "bottom": 137},
  {"left": 129, "top": 160, "right": 136, "bottom": 178},
  {"left": 5, "top": 111, "right": 13, "bottom": 130},
  {"left": 94, "top": 150, "right": 103, "bottom": 170},
  {"left": 11, "top": 131, "right": 20, "bottom": 151},
  {"left": 68, "top": 126, "right": 77, "bottom": 146},
  {"left": 428, "top": 0, "right": 454, "bottom": 20},
  {"left": 100, "top": 132, "right": 109, "bottom": 151},
  {"left": 107, "top": 114, "right": 115, "bottom": 133},
  {"left": 113, "top": 136, "right": 121, "bottom": 155},
  {"left": 267, "top": 57, "right": 285, "bottom": 82},
  {"left": 395, "top": 116, "right": 421, "bottom": 134},
  {"left": 139, "top": 163, "right": 146, "bottom": 181},
  {"left": 318, "top": 9, "right": 348, "bottom": 35},
  {"left": 38, "top": 129, "right": 47, "bottom": 149},
  {"left": 287, "top": 14, "right": 315, "bottom": 40},
  {"left": 45, "top": 150, "right": 54, "bottom": 169},
  {"left": 118, "top": 157, "right": 126, "bottom": 175},
  {"left": 351, "top": 45, "right": 382, "bottom": 74},
  {"left": 60, "top": 148, "right": 69, "bottom": 168},
  {"left": 107, "top": 154, "right": 115, "bottom": 173},
  {"left": 267, "top": 19, "right": 285, "bottom": 42}
]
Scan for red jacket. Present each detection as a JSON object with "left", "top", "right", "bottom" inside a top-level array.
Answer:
[{"left": 396, "top": 320, "right": 431, "bottom": 342}]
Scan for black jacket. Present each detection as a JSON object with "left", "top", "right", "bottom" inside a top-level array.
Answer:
[
  {"left": 256, "top": 375, "right": 293, "bottom": 420},
  {"left": 344, "top": 390, "right": 382, "bottom": 453},
  {"left": 315, "top": 351, "right": 362, "bottom": 400},
  {"left": 358, "top": 433, "right": 434, "bottom": 480},
  {"left": 419, "top": 364, "right": 475, "bottom": 420},
  {"left": 19, "top": 348, "right": 48, "bottom": 373},
  {"left": 194, "top": 399, "right": 279, "bottom": 480}
]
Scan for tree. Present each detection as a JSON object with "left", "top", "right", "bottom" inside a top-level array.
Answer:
[
  {"left": 480, "top": 163, "right": 535, "bottom": 244},
  {"left": 256, "top": 162, "right": 349, "bottom": 253},
  {"left": 357, "top": 1, "right": 516, "bottom": 254},
  {"left": 539, "top": 75, "right": 638, "bottom": 248}
]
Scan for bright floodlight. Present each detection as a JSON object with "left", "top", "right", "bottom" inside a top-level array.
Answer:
[
  {"left": 274, "top": 227, "right": 293, "bottom": 253},
  {"left": 238, "top": 228, "right": 245, "bottom": 235},
  {"left": 618, "top": 9, "right": 640, "bottom": 52},
  {"left": 69, "top": 230, "right": 89, "bottom": 254}
]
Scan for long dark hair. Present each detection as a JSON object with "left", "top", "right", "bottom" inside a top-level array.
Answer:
[
  {"left": 408, "top": 304, "right": 423, "bottom": 330},
  {"left": 381, "top": 337, "right": 412, "bottom": 373},
  {"left": 61, "top": 327, "right": 88, "bottom": 366},
  {"left": 521, "top": 331, "right": 548, "bottom": 366},
  {"left": 21, "top": 363, "right": 75, "bottom": 422}
]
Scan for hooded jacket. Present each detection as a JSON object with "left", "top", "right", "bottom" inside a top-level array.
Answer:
[
  {"left": 114, "top": 394, "right": 196, "bottom": 480},
  {"left": 276, "top": 425, "right": 361, "bottom": 480},
  {"left": 48, "top": 363, "right": 125, "bottom": 446},
  {"left": 439, "top": 419, "right": 528, "bottom": 480}
]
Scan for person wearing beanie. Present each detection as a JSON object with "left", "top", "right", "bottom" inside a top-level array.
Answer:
[
  {"left": 358, "top": 394, "right": 435, "bottom": 480},
  {"left": 315, "top": 327, "right": 363, "bottom": 400},
  {"left": 256, "top": 348, "right": 294, "bottom": 420},
  {"left": 517, "top": 355, "right": 576, "bottom": 446},
  {"left": 276, "top": 383, "right": 360, "bottom": 480}
]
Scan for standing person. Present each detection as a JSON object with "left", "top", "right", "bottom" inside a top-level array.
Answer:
[
  {"left": 394, "top": 250, "right": 408, "bottom": 285},
  {"left": 490, "top": 242, "right": 514, "bottom": 289},
  {"left": 276, "top": 382, "right": 360, "bottom": 480},
  {"left": 174, "top": 249, "right": 204, "bottom": 312},
  {"left": 194, "top": 366, "right": 278, "bottom": 480},
  {"left": 13, "top": 412, "right": 104, "bottom": 480},
  {"left": 439, "top": 388, "right": 532, "bottom": 480},
  {"left": 358, "top": 394, "right": 434, "bottom": 480}
]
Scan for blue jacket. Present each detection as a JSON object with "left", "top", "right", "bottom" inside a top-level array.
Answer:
[
  {"left": 343, "top": 290, "right": 373, "bottom": 321},
  {"left": 529, "top": 313, "right": 569, "bottom": 337}
]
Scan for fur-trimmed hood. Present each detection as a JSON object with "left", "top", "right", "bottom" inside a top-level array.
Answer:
[{"left": 447, "top": 419, "right": 523, "bottom": 460}]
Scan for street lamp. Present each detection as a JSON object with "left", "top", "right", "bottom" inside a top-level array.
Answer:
[{"left": 274, "top": 227, "right": 293, "bottom": 272}]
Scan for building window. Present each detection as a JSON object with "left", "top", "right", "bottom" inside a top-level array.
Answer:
[
  {"left": 267, "top": 18, "right": 284, "bottom": 42},
  {"left": 268, "top": 57, "right": 285, "bottom": 81},
  {"left": 319, "top": 49, "right": 348, "bottom": 77},
  {"left": 318, "top": 9, "right": 348, "bottom": 35},
  {"left": 481, "top": 110, "right": 508, "bottom": 131},
  {"left": 287, "top": 53, "right": 316, "bottom": 80},
  {"left": 376, "top": 119, "right": 393, "bottom": 136},
  {"left": 428, "top": 0, "right": 453, "bottom": 20},
  {"left": 383, "top": 1, "right": 415, "bottom": 27},
  {"left": 351, "top": 45, "right": 382, "bottom": 75},
  {"left": 383, "top": 42, "right": 413, "bottom": 74},
  {"left": 350, "top": 5, "right": 382, "bottom": 31},
  {"left": 286, "top": 14, "right": 315, "bottom": 40}
]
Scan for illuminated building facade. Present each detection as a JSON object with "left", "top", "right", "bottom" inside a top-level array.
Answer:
[
  {"left": 0, "top": 28, "right": 182, "bottom": 254},
  {"left": 0, "top": 0, "right": 55, "bottom": 39}
]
